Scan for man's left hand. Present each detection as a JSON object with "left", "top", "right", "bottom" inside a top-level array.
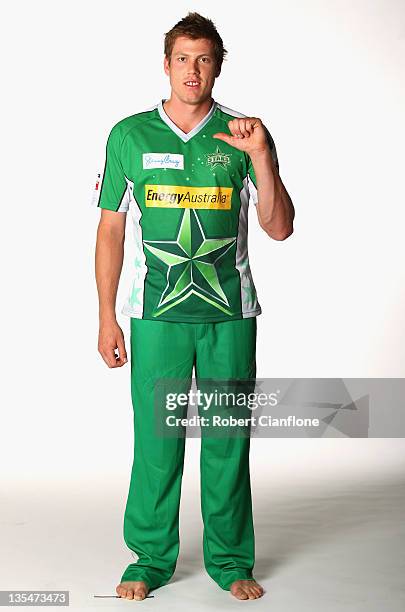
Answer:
[{"left": 213, "top": 117, "right": 268, "bottom": 155}]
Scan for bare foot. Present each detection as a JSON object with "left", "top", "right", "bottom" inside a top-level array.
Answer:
[
  {"left": 230, "top": 579, "right": 264, "bottom": 600},
  {"left": 116, "top": 580, "right": 150, "bottom": 601}
]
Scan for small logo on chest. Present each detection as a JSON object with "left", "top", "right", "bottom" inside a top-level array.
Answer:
[
  {"left": 143, "top": 153, "right": 184, "bottom": 170},
  {"left": 205, "top": 146, "right": 232, "bottom": 170}
]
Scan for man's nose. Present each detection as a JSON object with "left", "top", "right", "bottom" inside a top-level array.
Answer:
[{"left": 190, "top": 59, "right": 200, "bottom": 73}]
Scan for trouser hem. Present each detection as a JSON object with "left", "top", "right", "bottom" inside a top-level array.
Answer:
[
  {"left": 120, "top": 567, "right": 174, "bottom": 591},
  {"left": 215, "top": 571, "right": 256, "bottom": 591}
]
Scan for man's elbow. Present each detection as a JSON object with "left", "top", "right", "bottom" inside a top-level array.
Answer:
[
  {"left": 271, "top": 226, "right": 294, "bottom": 240},
  {"left": 260, "top": 221, "right": 294, "bottom": 241},
  {"left": 258, "top": 195, "right": 295, "bottom": 240}
]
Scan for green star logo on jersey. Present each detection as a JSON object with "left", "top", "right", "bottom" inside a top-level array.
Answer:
[
  {"left": 205, "top": 146, "right": 232, "bottom": 170},
  {"left": 143, "top": 209, "right": 237, "bottom": 317}
]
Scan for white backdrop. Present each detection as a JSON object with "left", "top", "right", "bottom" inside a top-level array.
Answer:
[
  {"left": 1, "top": 0, "right": 405, "bottom": 544},
  {"left": 1, "top": 2, "right": 405, "bottom": 608}
]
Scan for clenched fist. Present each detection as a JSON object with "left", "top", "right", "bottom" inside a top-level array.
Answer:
[{"left": 213, "top": 117, "right": 268, "bottom": 155}]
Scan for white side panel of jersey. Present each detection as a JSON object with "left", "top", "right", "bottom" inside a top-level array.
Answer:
[
  {"left": 236, "top": 178, "right": 261, "bottom": 317},
  {"left": 121, "top": 182, "right": 147, "bottom": 318},
  {"left": 247, "top": 176, "right": 258, "bottom": 207}
]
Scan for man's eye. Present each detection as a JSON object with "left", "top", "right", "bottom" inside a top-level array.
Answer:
[
  {"left": 200, "top": 57, "right": 210, "bottom": 63},
  {"left": 178, "top": 57, "right": 186, "bottom": 61}
]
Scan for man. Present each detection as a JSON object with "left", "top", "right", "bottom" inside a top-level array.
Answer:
[{"left": 94, "top": 11, "right": 294, "bottom": 602}]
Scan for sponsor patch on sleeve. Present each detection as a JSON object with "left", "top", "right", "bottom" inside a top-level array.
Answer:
[{"left": 90, "top": 170, "right": 102, "bottom": 206}]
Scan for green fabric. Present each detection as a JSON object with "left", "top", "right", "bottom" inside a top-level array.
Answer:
[
  {"left": 96, "top": 99, "right": 278, "bottom": 323},
  {"left": 121, "top": 316, "right": 257, "bottom": 591}
]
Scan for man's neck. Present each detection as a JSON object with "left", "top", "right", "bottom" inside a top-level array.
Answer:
[{"left": 163, "top": 95, "right": 214, "bottom": 134}]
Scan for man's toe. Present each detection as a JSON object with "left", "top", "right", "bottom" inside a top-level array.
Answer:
[
  {"left": 235, "top": 588, "right": 248, "bottom": 600},
  {"left": 249, "top": 586, "right": 260, "bottom": 598}
]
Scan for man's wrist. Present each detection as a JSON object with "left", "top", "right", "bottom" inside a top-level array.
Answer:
[
  {"left": 99, "top": 311, "right": 117, "bottom": 326},
  {"left": 248, "top": 145, "right": 271, "bottom": 164}
]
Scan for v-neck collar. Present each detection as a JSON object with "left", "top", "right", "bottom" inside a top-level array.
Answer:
[{"left": 157, "top": 98, "right": 217, "bottom": 143}]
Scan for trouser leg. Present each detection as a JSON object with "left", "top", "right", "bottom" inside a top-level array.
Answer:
[
  {"left": 121, "top": 319, "right": 195, "bottom": 590},
  {"left": 195, "top": 318, "right": 257, "bottom": 591}
]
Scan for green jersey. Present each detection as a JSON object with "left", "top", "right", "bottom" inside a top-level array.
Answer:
[{"left": 92, "top": 98, "right": 278, "bottom": 323}]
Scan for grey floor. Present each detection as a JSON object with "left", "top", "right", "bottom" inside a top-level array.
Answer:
[{"left": 1, "top": 441, "right": 405, "bottom": 611}]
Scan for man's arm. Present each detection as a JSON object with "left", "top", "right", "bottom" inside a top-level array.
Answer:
[
  {"left": 95, "top": 209, "right": 128, "bottom": 368},
  {"left": 249, "top": 146, "right": 295, "bottom": 240},
  {"left": 213, "top": 116, "right": 295, "bottom": 240}
]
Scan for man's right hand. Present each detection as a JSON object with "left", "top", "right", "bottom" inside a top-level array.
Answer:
[{"left": 98, "top": 320, "right": 128, "bottom": 368}]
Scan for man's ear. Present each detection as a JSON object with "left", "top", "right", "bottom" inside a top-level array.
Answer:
[{"left": 163, "top": 55, "right": 170, "bottom": 76}]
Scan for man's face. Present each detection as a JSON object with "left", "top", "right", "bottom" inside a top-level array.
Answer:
[{"left": 164, "top": 36, "right": 219, "bottom": 105}]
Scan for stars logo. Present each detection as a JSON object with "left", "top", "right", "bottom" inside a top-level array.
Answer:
[
  {"left": 143, "top": 209, "right": 237, "bottom": 317},
  {"left": 205, "top": 146, "right": 232, "bottom": 170}
]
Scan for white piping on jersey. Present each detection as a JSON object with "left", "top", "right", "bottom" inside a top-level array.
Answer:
[
  {"left": 236, "top": 177, "right": 261, "bottom": 317},
  {"left": 215, "top": 103, "right": 247, "bottom": 119},
  {"left": 112, "top": 175, "right": 132, "bottom": 212},
  {"left": 157, "top": 98, "right": 217, "bottom": 142}
]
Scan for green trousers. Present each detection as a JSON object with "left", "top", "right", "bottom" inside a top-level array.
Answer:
[{"left": 120, "top": 317, "right": 257, "bottom": 591}]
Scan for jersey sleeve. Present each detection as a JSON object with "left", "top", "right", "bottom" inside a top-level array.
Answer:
[
  {"left": 92, "top": 123, "right": 131, "bottom": 212},
  {"left": 247, "top": 124, "right": 279, "bottom": 206}
]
